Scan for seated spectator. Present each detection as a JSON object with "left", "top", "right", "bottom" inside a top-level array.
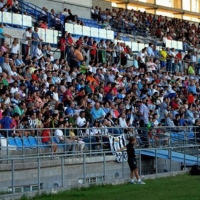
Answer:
[
  {"left": 42, "top": 118, "right": 58, "bottom": 158},
  {"left": 10, "top": 38, "right": 20, "bottom": 55}
]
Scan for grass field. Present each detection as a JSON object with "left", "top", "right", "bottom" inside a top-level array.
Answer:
[{"left": 20, "top": 174, "right": 200, "bottom": 200}]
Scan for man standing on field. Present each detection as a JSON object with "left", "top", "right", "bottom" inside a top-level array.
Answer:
[{"left": 117, "top": 137, "right": 145, "bottom": 184}]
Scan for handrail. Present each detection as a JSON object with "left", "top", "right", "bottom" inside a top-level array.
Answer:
[{"left": 18, "top": 0, "right": 45, "bottom": 14}]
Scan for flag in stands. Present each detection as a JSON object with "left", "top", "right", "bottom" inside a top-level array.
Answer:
[{"left": 109, "top": 134, "right": 128, "bottom": 162}]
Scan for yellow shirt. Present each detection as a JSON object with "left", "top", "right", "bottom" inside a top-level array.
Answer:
[{"left": 159, "top": 50, "right": 167, "bottom": 61}]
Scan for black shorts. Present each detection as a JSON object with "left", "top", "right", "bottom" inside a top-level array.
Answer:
[{"left": 128, "top": 158, "right": 137, "bottom": 171}]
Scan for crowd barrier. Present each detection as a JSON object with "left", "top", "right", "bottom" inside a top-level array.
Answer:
[
  {"left": 37, "top": 28, "right": 59, "bottom": 45},
  {"left": 165, "top": 39, "right": 183, "bottom": 50},
  {"left": 0, "top": 11, "right": 32, "bottom": 28},
  {"left": 0, "top": 126, "right": 199, "bottom": 159},
  {"left": 0, "top": 126, "right": 199, "bottom": 195},
  {"left": 65, "top": 22, "right": 114, "bottom": 40},
  {"left": 64, "top": 22, "right": 183, "bottom": 52}
]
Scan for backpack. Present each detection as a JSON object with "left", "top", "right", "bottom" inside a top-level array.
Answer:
[{"left": 190, "top": 165, "right": 200, "bottom": 175}]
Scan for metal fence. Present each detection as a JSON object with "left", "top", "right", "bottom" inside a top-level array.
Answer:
[
  {"left": 0, "top": 126, "right": 200, "bottom": 195},
  {"left": 0, "top": 126, "right": 200, "bottom": 158}
]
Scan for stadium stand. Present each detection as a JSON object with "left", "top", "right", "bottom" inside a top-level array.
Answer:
[{"left": 0, "top": 0, "right": 200, "bottom": 158}]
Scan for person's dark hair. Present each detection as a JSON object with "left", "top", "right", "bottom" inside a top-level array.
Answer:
[{"left": 129, "top": 136, "right": 136, "bottom": 143}]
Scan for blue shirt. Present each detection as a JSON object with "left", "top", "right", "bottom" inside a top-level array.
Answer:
[
  {"left": 90, "top": 107, "right": 105, "bottom": 120},
  {"left": 65, "top": 107, "right": 75, "bottom": 116},
  {"left": 0, "top": 28, "right": 5, "bottom": 39},
  {"left": 133, "top": 60, "right": 139, "bottom": 69},
  {"left": 188, "top": 85, "right": 196, "bottom": 94},
  {"left": 105, "top": 93, "right": 113, "bottom": 102},
  {"left": 153, "top": 49, "right": 160, "bottom": 59},
  {"left": 147, "top": 46, "right": 154, "bottom": 57},
  {"left": 32, "top": 31, "right": 39, "bottom": 46},
  {"left": 0, "top": 116, "right": 12, "bottom": 129}
]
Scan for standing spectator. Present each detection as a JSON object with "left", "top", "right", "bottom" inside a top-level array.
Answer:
[
  {"left": 135, "top": 98, "right": 149, "bottom": 148},
  {"left": 175, "top": 50, "right": 182, "bottom": 72},
  {"left": 0, "top": 23, "right": 11, "bottom": 45},
  {"left": 147, "top": 43, "right": 154, "bottom": 57},
  {"left": 90, "top": 41, "right": 97, "bottom": 62},
  {"left": 31, "top": 26, "right": 43, "bottom": 57},
  {"left": 159, "top": 47, "right": 167, "bottom": 70},
  {"left": 74, "top": 45, "right": 84, "bottom": 68},
  {"left": 59, "top": 32, "right": 66, "bottom": 60},
  {"left": 183, "top": 51, "right": 191, "bottom": 75}
]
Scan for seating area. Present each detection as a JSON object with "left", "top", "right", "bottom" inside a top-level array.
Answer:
[{"left": 0, "top": 0, "right": 185, "bottom": 52}]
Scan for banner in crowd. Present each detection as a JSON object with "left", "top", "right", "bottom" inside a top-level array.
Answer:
[{"left": 109, "top": 134, "right": 128, "bottom": 162}]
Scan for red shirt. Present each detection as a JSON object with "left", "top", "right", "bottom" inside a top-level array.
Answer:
[
  {"left": 7, "top": 0, "right": 12, "bottom": 6},
  {"left": 40, "top": 23, "right": 48, "bottom": 29},
  {"left": 60, "top": 38, "right": 66, "bottom": 51},
  {"left": 10, "top": 119, "right": 17, "bottom": 129},
  {"left": 188, "top": 94, "right": 194, "bottom": 104},
  {"left": 42, "top": 130, "right": 51, "bottom": 143},
  {"left": 90, "top": 44, "right": 97, "bottom": 55},
  {"left": 171, "top": 101, "right": 179, "bottom": 110},
  {"left": 76, "top": 39, "right": 83, "bottom": 46},
  {"left": 62, "top": 89, "right": 72, "bottom": 102},
  {"left": 32, "top": 74, "right": 38, "bottom": 81},
  {"left": 104, "top": 86, "right": 111, "bottom": 94},
  {"left": 67, "top": 37, "right": 73, "bottom": 45}
]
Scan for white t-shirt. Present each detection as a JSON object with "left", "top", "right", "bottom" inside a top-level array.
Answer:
[
  {"left": 36, "top": 48, "right": 43, "bottom": 59},
  {"left": 171, "top": 51, "right": 176, "bottom": 63},
  {"left": 76, "top": 117, "right": 86, "bottom": 127},
  {"left": 10, "top": 87, "right": 19, "bottom": 94},
  {"left": 22, "top": 31, "right": 32, "bottom": 45},
  {"left": 53, "top": 92, "right": 59, "bottom": 101},
  {"left": 10, "top": 44, "right": 20, "bottom": 54},
  {"left": 54, "top": 129, "right": 64, "bottom": 140},
  {"left": 46, "top": 50, "right": 54, "bottom": 62},
  {"left": 53, "top": 63, "right": 59, "bottom": 70}
]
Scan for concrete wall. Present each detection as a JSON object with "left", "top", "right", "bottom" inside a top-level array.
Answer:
[
  {"left": 23, "top": 0, "right": 91, "bottom": 19},
  {"left": 92, "top": 0, "right": 112, "bottom": 10},
  {"left": 0, "top": 154, "right": 182, "bottom": 193}
]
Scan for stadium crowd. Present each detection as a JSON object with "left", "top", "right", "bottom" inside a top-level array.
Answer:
[
  {"left": 91, "top": 6, "right": 200, "bottom": 51},
  {"left": 0, "top": 1, "right": 200, "bottom": 152}
]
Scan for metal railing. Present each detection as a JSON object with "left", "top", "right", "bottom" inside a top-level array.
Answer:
[
  {"left": 0, "top": 126, "right": 200, "bottom": 195},
  {"left": 0, "top": 126, "right": 199, "bottom": 158}
]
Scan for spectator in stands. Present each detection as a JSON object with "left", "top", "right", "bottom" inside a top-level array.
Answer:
[
  {"left": 65, "top": 9, "right": 77, "bottom": 22},
  {"left": 74, "top": 45, "right": 84, "bottom": 68},
  {"left": 59, "top": 32, "right": 66, "bottom": 60},
  {"left": 10, "top": 38, "right": 20, "bottom": 55},
  {"left": 21, "top": 27, "right": 32, "bottom": 57},
  {"left": 12, "top": 0, "right": 19, "bottom": 13},
  {"left": 0, "top": 23, "right": 11, "bottom": 45},
  {"left": 62, "top": 8, "right": 69, "bottom": 17},
  {"left": 147, "top": 43, "right": 154, "bottom": 57},
  {"left": 2, "top": 57, "right": 11, "bottom": 74},
  {"left": 40, "top": 21, "right": 48, "bottom": 29},
  {"left": 31, "top": 26, "right": 43, "bottom": 57},
  {"left": 0, "top": 0, "right": 4, "bottom": 9},
  {"left": 0, "top": 110, "right": 12, "bottom": 137}
]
